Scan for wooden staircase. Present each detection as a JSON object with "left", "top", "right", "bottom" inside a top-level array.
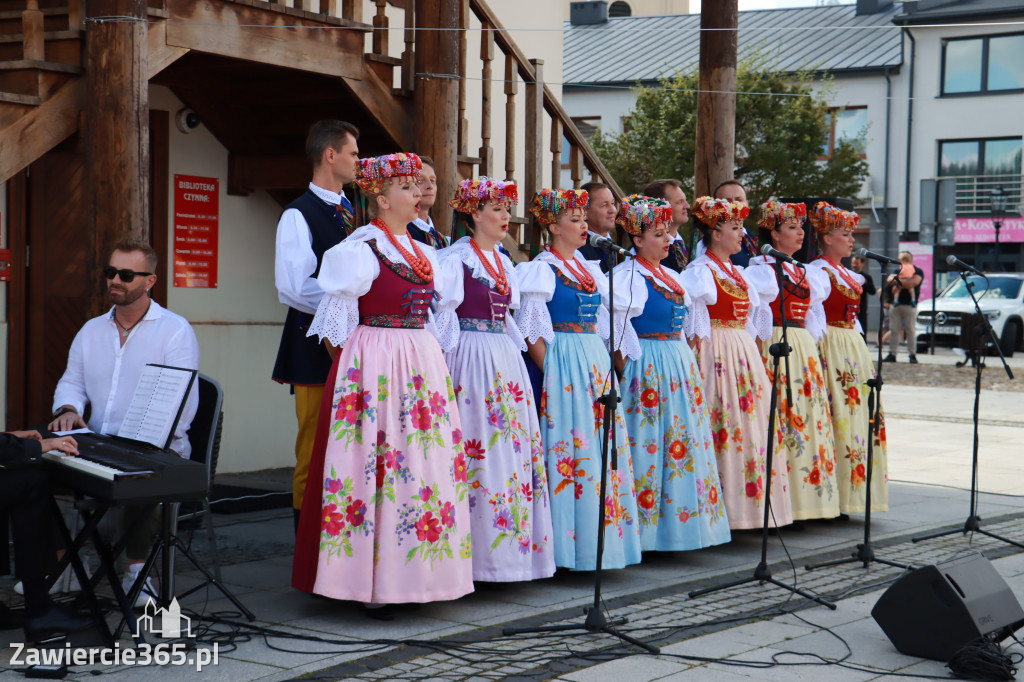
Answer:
[{"left": 0, "top": 0, "right": 619, "bottom": 253}]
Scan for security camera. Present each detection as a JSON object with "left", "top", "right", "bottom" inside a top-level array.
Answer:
[{"left": 175, "top": 108, "right": 201, "bottom": 133}]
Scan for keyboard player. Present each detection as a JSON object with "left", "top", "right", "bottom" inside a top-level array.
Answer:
[{"left": 47, "top": 238, "right": 200, "bottom": 606}]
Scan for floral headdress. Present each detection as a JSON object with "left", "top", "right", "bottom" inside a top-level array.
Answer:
[
  {"left": 355, "top": 152, "right": 422, "bottom": 195},
  {"left": 615, "top": 194, "right": 673, "bottom": 236},
  {"left": 690, "top": 196, "right": 750, "bottom": 228},
  {"left": 809, "top": 201, "right": 859, "bottom": 235},
  {"left": 449, "top": 177, "right": 518, "bottom": 213},
  {"left": 757, "top": 200, "right": 807, "bottom": 229},
  {"left": 528, "top": 188, "right": 589, "bottom": 225}
]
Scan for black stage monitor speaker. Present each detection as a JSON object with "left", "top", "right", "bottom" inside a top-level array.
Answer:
[{"left": 871, "top": 553, "right": 1024, "bottom": 662}]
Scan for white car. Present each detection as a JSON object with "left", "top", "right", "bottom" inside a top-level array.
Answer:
[{"left": 916, "top": 273, "right": 1024, "bottom": 357}]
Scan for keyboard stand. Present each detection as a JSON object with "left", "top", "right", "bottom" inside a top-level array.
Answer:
[
  {"left": 110, "top": 504, "right": 255, "bottom": 641},
  {"left": 49, "top": 497, "right": 145, "bottom": 646}
]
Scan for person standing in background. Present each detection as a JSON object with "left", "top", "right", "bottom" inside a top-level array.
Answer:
[
  {"left": 577, "top": 181, "right": 618, "bottom": 273},
  {"left": 642, "top": 179, "right": 691, "bottom": 272},
  {"left": 850, "top": 255, "right": 876, "bottom": 340},
  {"left": 408, "top": 156, "right": 447, "bottom": 249},
  {"left": 273, "top": 120, "right": 360, "bottom": 531},
  {"left": 883, "top": 251, "right": 923, "bottom": 364}
]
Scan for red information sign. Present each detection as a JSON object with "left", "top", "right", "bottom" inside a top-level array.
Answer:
[{"left": 173, "top": 174, "right": 219, "bottom": 288}]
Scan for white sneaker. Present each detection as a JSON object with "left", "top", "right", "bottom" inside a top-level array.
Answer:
[
  {"left": 14, "top": 557, "right": 89, "bottom": 595},
  {"left": 121, "top": 567, "right": 158, "bottom": 608}
]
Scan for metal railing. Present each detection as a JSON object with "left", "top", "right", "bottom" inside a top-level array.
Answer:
[{"left": 941, "top": 173, "right": 1023, "bottom": 216}]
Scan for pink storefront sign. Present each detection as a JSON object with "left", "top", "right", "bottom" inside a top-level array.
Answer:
[{"left": 954, "top": 217, "right": 1024, "bottom": 243}]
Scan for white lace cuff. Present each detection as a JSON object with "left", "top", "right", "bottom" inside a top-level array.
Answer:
[
  {"left": 515, "top": 295, "right": 554, "bottom": 344},
  {"left": 504, "top": 314, "right": 528, "bottom": 352},
  {"left": 596, "top": 304, "right": 610, "bottom": 343},
  {"left": 806, "top": 304, "right": 827, "bottom": 342},
  {"left": 612, "top": 315, "right": 642, "bottom": 361},
  {"left": 431, "top": 308, "right": 460, "bottom": 353},
  {"left": 687, "top": 301, "right": 712, "bottom": 342},
  {"left": 307, "top": 293, "right": 360, "bottom": 348},
  {"left": 750, "top": 303, "right": 774, "bottom": 342}
]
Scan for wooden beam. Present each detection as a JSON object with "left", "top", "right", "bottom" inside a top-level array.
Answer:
[
  {"left": 413, "top": 0, "right": 459, "bottom": 237},
  {"left": 228, "top": 153, "right": 309, "bottom": 195},
  {"left": 5, "top": 171, "right": 28, "bottom": 429},
  {"left": 694, "top": 0, "right": 737, "bottom": 198},
  {"left": 0, "top": 78, "right": 83, "bottom": 185},
  {"left": 147, "top": 20, "right": 189, "bottom": 76},
  {"left": 85, "top": 0, "right": 149, "bottom": 317},
  {"left": 165, "top": 0, "right": 365, "bottom": 79}
]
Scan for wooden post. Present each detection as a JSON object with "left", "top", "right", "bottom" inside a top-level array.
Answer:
[
  {"left": 456, "top": 0, "right": 468, "bottom": 156},
  {"left": 524, "top": 58, "right": 543, "bottom": 258},
  {"left": 372, "top": 0, "right": 388, "bottom": 56},
  {"left": 401, "top": 1, "right": 415, "bottom": 92},
  {"left": 478, "top": 23, "right": 493, "bottom": 177},
  {"left": 503, "top": 54, "right": 516, "bottom": 182},
  {"left": 549, "top": 117, "right": 562, "bottom": 190},
  {"left": 85, "top": 0, "right": 149, "bottom": 317},
  {"left": 694, "top": 0, "right": 737, "bottom": 198},
  {"left": 414, "top": 0, "right": 459, "bottom": 238},
  {"left": 22, "top": 1, "right": 44, "bottom": 61},
  {"left": 570, "top": 144, "right": 583, "bottom": 189}
]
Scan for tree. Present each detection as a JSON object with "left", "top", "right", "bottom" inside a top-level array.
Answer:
[{"left": 590, "top": 56, "right": 869, "bottom": 208}]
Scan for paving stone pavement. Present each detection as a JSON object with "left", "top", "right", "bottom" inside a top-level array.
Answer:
[{"left": 2, "top": 369, "right": 1023, "bottom": 681}]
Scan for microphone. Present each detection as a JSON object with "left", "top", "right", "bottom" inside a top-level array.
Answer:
[
  {"left": 587, "top": 232, "right": 631, "bottom": 257},
  {"left": 855, "top": 247, "right": 901, "bottom": 266},
  {"left": 946, "top": 254, "right": 984, "bottom": 276},
  {"left": 759, "top": 244, "right": 804, "bottom": 267}
]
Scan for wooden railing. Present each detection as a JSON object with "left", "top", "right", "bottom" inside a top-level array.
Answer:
[{"left": 462, "top": 0, "right": 623, "bottom": 254}]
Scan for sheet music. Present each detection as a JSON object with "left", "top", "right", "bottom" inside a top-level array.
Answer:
[{"left": 117, "top": 364, "right": 197, "bottom": 449}]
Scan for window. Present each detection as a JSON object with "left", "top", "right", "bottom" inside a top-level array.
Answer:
[
  {"left": 939, "top": 138, "right": 1022, "bottom": 177},
  {"left": 820, "top": 106, "right": 868, "bottom": 159},
  {"left": 561, "top": 117, "right": 601, "bottom": 168},
  {"left": 939, "top": 137, "right": 1023, "bottom": 214},
  {"left": 942, "top": 33, "right": 1024, "bottom": 95},
  {"left": 609, "top": 1, "right": 631, "bottom": 18}
]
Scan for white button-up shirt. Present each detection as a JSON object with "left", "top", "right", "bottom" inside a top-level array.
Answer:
[
  {"left": 275, "top": 182, "right": 350, "bottom": 315},
  {"left": 52, "top": 300, "right": 200, "bottom": 458}
]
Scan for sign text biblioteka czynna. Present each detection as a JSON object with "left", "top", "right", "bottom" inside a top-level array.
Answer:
[{"left": 173, "top": 174, "right": 219, "bottom": 288}]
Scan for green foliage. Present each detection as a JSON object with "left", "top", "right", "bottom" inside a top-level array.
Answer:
[{"left": 590, "top": 55, "right": 870, "bottom": 208}]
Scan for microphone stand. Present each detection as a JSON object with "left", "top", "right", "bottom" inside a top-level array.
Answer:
[
  {"left": 807, "top": 260, "right": 912, "bottom": 571},
  {"left": 504, "top": 247, "right": 658, "bottom": 654},
  {"left": 913, "top": 271, "right": 1018, "bottom": 548},
  {"left": 690, "top": 255, "right": 835, "bottom": 610}
]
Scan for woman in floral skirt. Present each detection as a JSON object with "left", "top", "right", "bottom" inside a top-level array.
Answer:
[
  {"left": 293, "top": 153, "right": 473, "bottom": 616},
  {"left": 746, "top": 201, "right": 840, "bottom": 521},
  {"left": 807, "top": 202, "right": 888, "bottom": 514},
  {"left": 515, "top": 188, "right": 642, "bottom": 571},
  {"left": 682, "top": 197, "right": 793, "bottom": 530},
  {"left": 611, "top": 194, "right": 730, "bottom": 550},
  {"left": 436, "top": 178, "right": 554, "bottom": 582}
]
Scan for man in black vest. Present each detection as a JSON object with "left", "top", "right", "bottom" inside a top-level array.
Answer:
[
  {"left": 713, "top": 179, "right": 758, "bottom": 267},
  {"left": 408, "top": 156, "right": 447, "bottom": 249},
  {"left": 273, "top": 120, "right": 360, "bottom": 530},
  {"left": 577, "top": 181, "right": 618, "bottom": 273},
  {"left": 643, "top": 178, "right": 691, "bottom": 272}
]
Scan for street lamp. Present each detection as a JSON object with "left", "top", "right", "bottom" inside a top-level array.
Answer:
[{"left": 992, "top": 185, "right": 1007, "bottom": 251}]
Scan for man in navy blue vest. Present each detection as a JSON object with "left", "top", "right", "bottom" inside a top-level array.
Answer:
[
  {"left": 273, "top": 120, "right": 360, "bottom": 530},
  {"left": 714, "top": 179, "right": 758, "bottom": 267},
  {"left": 643, "top": 179, "right": 692, "bottom": 272},
  {"left": 408, "top": 156, "right": 447, "bottom": 249},
  {"left": 577, "top": 181, "right": 618, "bottom": 273}
]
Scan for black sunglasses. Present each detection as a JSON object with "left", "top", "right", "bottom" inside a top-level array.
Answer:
[{"left": 102, "top": 266, "right": 152, "bottom": 283}]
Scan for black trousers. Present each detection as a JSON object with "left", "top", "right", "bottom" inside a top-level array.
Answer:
[{"left": 0, "top": 466, "right": 57, "bottom": 583}]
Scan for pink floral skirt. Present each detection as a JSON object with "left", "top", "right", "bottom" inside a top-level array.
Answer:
[
  {"left": 293, "top": 325, "right": 474, "bottom": 603},
  {"left": 697, "top": 328, "right": 793, "bottom": 529}
]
